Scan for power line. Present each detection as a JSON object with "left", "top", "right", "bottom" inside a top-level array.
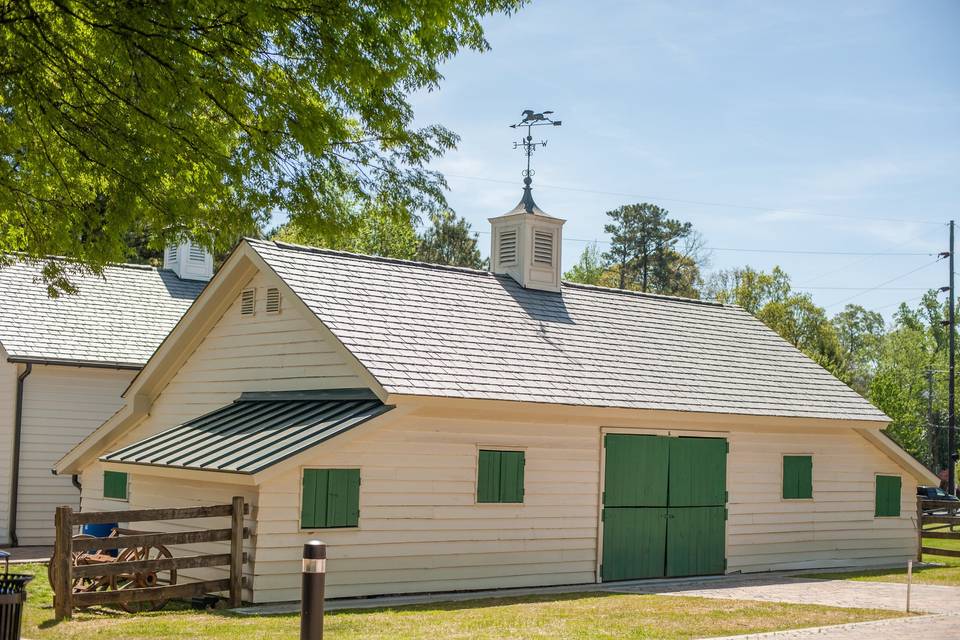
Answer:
[
  {"left": 801, "top": 225, "right": 948, "bottom": 286},
  {"left": 796, "top": 286, "right": 932, "bottom": 291},
  {"left": 823, "top": 257, "right": 947, "bottom": 309},
  {"left": 474, "top": 229, "right": 936, "bottom": 257},
  {"left": 708, "top": 248, "right": 932, "bottom": 256},
  {"left": 446, "top": 173, "right": 946, "bottom": 226},
  {"left": 873, "top": 294, "right": 929, "bottom": 311}
]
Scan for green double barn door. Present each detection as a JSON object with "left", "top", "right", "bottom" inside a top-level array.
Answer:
[{"left": 601, "top": 434, "right": 727, "bottom": 581}]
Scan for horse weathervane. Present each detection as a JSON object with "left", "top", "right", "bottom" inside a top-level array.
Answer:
[{"left": 510, "top": 109, "right": 561, "bottom": 213}]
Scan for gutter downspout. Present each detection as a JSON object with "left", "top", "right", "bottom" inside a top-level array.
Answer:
[{"left": 9, "top": 363, "right": 31, "bottom": 547}]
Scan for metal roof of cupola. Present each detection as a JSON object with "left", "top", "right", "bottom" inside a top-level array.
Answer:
[{"left": 489, "top": 110, "right": 566, "bottom": 293}]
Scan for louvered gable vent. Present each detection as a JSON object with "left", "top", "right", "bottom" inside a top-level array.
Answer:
[
  {"left": 188, "top": 242, "right": 206, "bottom": 262},
  {"left": 265, "top": 287, "right": 281, "bottom": 313},
  {"left": 533, "top": 229, "right": 553, "bottom": 266},
  {"left": 165, "top": 245, "right": 178, "bottom": 264},
  {"left": 240, "top": 288, "right": 256, "bottom": 316},
  {"left": 498, "top": 228, "right": 518, "bottom": 265}
]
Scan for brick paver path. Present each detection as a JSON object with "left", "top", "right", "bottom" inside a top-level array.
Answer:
[
  {"left": 708, "top": 612, "right": 960, "bottom": 639},
  {"left": 607, "top": 573, "right": 959, "bottom": 614}
]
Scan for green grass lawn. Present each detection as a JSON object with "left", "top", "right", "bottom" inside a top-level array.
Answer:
[
  {"left": 11, "top": 562, "right": 905, "bottom": 640},
  {"left": 801, "top": 526, "right": 960, "bottom": 586}
]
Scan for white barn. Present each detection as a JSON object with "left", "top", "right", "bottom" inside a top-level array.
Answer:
[
  {"left": 0, "top": 244, "right": 209, "bottom": 545},
  {"left": 56, "top": 197, "right": 935, "bottom": 603}
]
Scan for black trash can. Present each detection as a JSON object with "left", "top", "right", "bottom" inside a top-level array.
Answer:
[{"left": 0, "top": 573, "right": 33, "bottom": 640}]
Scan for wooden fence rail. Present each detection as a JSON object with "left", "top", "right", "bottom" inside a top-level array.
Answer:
[
  {"left": 53, "top": 496, "right": 249, "bottom": 621},
  {"left": 918, "top": 497, "right": 960, "bottom": 561}
]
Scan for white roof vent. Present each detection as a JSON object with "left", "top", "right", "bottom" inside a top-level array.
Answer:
[
  {"left": 240, "top": 288, "right": 256, "bottom": 317},
  {"left": 163, "top": 240, "right": 213, "bottom": 282},
  {"left": 488, "top": 199, "right": 565, "bottom": 293}
]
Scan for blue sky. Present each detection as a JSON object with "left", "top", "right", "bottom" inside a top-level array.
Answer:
[{"left": 406, "top": 0, "right": 959, "bottom": 317}]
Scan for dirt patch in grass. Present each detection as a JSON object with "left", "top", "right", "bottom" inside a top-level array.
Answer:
[{"left": 14, "top": 563, "right": 905, "bottom": 639}]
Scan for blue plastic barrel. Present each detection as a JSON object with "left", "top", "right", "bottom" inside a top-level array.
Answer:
[{"left": 81, "top": 523, "right": 118, "bottom": 557}]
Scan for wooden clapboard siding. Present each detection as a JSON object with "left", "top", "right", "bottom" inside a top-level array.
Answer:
[
  {"left": 245, "top": 411, "right": 919, "bottom": 602},
  {"left": 81, "top": 402, "right": 922, "bottom": 603},
  {"left": 253, "top": 415, "right": 600, "bottom": 600},
  {"left": 726, "top": 429, "right": 916, "bottom": 573},
  {"left": 16, "top": 365, "right": 133, "bottom": 545},
  {"left": 105, "top": 268, "right": 367, "bottom": 452},
  {"left": 0, "top": 352, "right": 18, "bottom": 545}
]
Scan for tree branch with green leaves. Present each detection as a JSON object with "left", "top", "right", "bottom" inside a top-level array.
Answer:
[{"left": 0, "top": 0, "right": 524, "bottom": 293}]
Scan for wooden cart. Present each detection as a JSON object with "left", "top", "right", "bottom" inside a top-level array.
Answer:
[{"left": 49, "top": 527, "right": 178, "bottom": 613}]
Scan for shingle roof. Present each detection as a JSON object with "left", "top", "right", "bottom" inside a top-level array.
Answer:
[
  {"left": 102, "top": 389, "right": 391, "bottom": 473},
  {"left": 248, "top": 239, "right": 887, "bottom": 422},
  {"left": 0, "top": 258, "right": 205, "bottom": 367}
]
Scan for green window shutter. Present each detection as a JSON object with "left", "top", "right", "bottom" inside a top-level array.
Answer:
[
  {"left": 499, "top": 451, "right": 525, "bottom": 503},
  {"left": 301, "top": 469, "right": 327, "bottom": 529},
  {"left": 783, "top": 456, "right": 813, "bottom": 500},
  {"left": 875, "top": 475, "right": 902, "bottom": 517},
  {"left": 477, "top": 450, "right": 524, "bottom": 503},
  {"left": 477, "top": 450, "right": 501, "bottom": 503},
  {"left": 301, "top": 469, "right": 360, "bottom": 529},
  {"left": 326, "top": 469, "right": 361, "bottom": 528},
  {"left": 103, "top": 470, "right": 128, "bottom": 500}
]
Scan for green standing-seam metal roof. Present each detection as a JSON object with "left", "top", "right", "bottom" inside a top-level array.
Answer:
[{"left": 101, "top": 389, "right": 391, "bottom": 474}]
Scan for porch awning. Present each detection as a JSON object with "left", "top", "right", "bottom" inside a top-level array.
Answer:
[{"left": 101, "top": 389, "right": 390, "bottom": 474}]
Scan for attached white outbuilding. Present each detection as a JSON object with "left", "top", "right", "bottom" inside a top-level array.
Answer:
[
  {"left": 56, "top": 198, "right": 936, "bottom": 603},
  {"left": 0, "top": 245, "right": 209, "bottom": 545}
]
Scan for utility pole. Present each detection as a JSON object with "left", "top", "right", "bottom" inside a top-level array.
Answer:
[
  {"left": 949, "top": 220, "right": 956, "bottom": 495},
  {"left": 926, "top": 368, "right": 936, "bottom": 470}
]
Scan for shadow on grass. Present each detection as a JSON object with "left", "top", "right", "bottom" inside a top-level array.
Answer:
[
  {"left": 31, "top": 590, "right": 627, "bottom": 629},
  {"left": 211, "top": 591, "right": 625, "bottom": 620}
]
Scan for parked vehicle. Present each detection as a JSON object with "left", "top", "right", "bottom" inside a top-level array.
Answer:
[
  {"left": 918, "top": 486, "right": 960, "bottom": 515},
  {"left": 917, "top": 486, "right": 958, "bottom": 500}
]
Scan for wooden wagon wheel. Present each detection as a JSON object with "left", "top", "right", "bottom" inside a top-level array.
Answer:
[
  {"left": 48, "top": 534, "right": 115, "bottom": 596},
  {"left": 110, "top": 543, "right": 177, "bottom": 613}
]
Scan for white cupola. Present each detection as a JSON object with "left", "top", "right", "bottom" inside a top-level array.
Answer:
[
  {"left": 489, "top": 177, "right": 565, "bottom": 293},
  {"left": 163, "top": 239, "right": 214, "bottom": 281}
]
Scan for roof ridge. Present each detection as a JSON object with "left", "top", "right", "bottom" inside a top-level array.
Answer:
[
  {"left": 560, "top": 280, "right": 727, "bottom": 307},
  {"left": 247, "top": 238, "right": 496, "bottom": 278},
  {"left": 248, "top": 238, "right": 732, "bottom": 308}
]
